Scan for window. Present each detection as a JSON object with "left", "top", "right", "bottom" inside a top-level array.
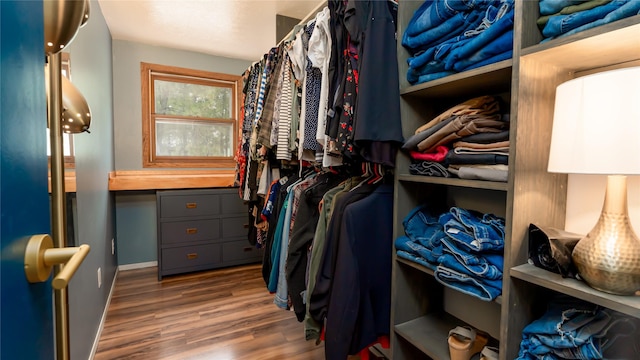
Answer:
[
  {"left": 141, "top": 62, "right": 241, "bottom": 168},
  {"left": 47, "top": 52, "right": 75, "bottom": 168}
]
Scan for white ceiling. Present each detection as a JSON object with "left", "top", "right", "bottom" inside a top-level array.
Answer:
[{"left": 97, "top": 0, "right": 323, "bottom": 61}]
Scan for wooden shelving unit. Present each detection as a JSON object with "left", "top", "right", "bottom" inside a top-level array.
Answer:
[{"left": 391, "top": 1, "right": 640, "bottom": 359}]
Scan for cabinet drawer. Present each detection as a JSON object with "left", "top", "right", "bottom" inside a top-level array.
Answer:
[
  {"left": 222, "top": 241, "right": 261, "bottom": 262},
  {"left": 160, "top": 194, "right": 220, "bottom": 218},
  {"left": 160, "top": 219, "right": 220, "bottom": 245},
  {"left": 221, "top": 216, "right": 247, "bottom": 238},
  {"left": 161, "top": 243, "right": 221, "bottom": 270},
  {"left": 220, "top": 193, "right": 246, "bottom": 214}
]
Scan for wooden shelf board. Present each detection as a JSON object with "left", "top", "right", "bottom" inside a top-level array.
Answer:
[
  {"left": 396, "top": 257, "right": 503, "bottom": 305},
  {"left": 395, "top": 313, "right": 461, "bottom": 360},
  {"left": 108, "top": 170, "right": 235, "bottom": 191},
  {"left": 510, "top": 264, "right": 640, "bottom": 318},
  {"left": 400, "top": 59, "right": 512, "bottom": 98},
  {"left": 397, "top": 256, "right": 435, "bottom": 276},
  {"left": 521, "top": 18, "right": 640, "bottom": 72},
  {"left": 397, "top": 174, "right": 508, "bottom": 191}
]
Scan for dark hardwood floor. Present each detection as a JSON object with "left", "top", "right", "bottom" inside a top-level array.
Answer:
[{"left": 94, "top": 264, "right": 326, "bottom": 360}]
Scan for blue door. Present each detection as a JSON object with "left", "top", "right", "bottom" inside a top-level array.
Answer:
[{"left": 1, "top": 1, "right": 55, "bottom": 359}]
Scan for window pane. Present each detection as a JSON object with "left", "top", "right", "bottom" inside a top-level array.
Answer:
[
  {"left": 154, "top": 79, "right": 232, "bottom": 119},
  {"left": 155, "top": 119, "right": 233, "bottom": 157}
]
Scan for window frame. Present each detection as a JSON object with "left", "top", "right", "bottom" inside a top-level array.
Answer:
[{"left": 141, "top": 62, "right": 241, "bottom": 168}]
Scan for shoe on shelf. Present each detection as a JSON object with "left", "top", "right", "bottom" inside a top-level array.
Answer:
[
  {"left": 447, "top": 326, "right": 489, "bottom": 360},
  {"left": 480, "top": 346, "right": 499, "bottom": 360}
]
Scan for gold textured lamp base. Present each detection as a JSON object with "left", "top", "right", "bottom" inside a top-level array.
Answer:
[{"left": 571, "top": 175, "right": 640, "bottom": 295}]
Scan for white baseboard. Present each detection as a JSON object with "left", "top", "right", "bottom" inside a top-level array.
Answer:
[
  {"left": 118, "top": 261, "right": 157, "bottom": 271},
  {"left": 89, "top": 268, "right": 119, "bottom": 360}
]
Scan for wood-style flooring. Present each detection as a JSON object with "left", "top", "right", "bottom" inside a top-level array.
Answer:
[{"left": 94, "top": 264, "right": 325, "bottom": 360}]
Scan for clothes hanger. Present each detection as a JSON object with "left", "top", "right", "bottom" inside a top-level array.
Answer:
[
  {"left": 367, "top": 163, "right": 378, "bottom": 184},
  {"left": 373, "top": 164, "right": 387, "bottom": 184},
  {"left": 302, "top": 166, "right": 346, "bottom": 198},
  {"left": 351, "top": 162, "right": 373, "bottom": 191}
]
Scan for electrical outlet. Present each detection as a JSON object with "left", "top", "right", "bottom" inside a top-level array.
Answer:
[
  {"left": 111, "top": 238, "right": 115, "bottom": 255},
  {"left": 97, "top": 267, "right": 102, "bottom": 288}
]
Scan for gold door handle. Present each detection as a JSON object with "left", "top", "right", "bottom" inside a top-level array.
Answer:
[{"left": 24, "top": 234, "right": 90, "bottom": 290}]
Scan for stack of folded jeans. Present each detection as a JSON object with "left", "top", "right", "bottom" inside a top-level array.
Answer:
[
  {"left": 516, "top": 297, "right": 640, "bottom": 359},
  {"left": 395, "top": 204, "right": 446, "bottom": 270},
  {"left": 395, "top": 205, "right": 505, "bottom": 301},
  {"left": 403, "top": 95, "right": 510, "bottom": 181},
  {"left": 434, "top": 207, "right": 505, "bottom": 301},
  {"left": 402, "top": 0, "right": 515, "bottom": 85},
  {"left": 539, "top": 0, "right": 640, "bottom": 41}
]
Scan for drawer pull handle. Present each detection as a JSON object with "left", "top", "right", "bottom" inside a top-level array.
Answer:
[
  {"left": 243, "top": 247, "right": 253, "bottom": 252},
  {"left": 243, "top": 223, "right": 249, "bottom": 228},
  {"left": 186, "top": 253, "right": 198, "bottom": 260},
  {"left": 186, "top": 202, "right": 197, "bottom": 209},
  {"left": 186, "top": 228, "right": 198, "bottom": 235}
]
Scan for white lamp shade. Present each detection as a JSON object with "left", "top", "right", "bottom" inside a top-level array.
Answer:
[{"left": 548, "top": 66, "right": 640, "bottom": 175}]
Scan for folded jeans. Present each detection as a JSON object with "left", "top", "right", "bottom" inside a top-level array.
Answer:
[
  {"left": 434, "top": 264, "right": 502, "bottom": 301},
  {"left": 439, "top": 208, "right": 505, "bottom": 252}
]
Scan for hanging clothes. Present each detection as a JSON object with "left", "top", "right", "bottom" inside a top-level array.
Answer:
[
  {"left": 276, "top": 53, "right": 294, "bottom": 161},
  {"left": 308, "top": 180, "right": 380, "bottom": 326},
  {"left": 234, "top": 6, "right": 404, "bottom": 358},
  {"left": 256, "top": 46, "right": 283, "bottom": 148},
  {"left": 323, "top": 183, "right": 394, "bottom": 360},
  {"left": 286, "top": 171, "right": 346, "bottom": 321},
  {"left": 309, "top": 7, "right": 343, "bottom": 167},
  {"left": 325, "top": 0, "right": 348, "bottom": 146},
  {"left": 262, "top": 173, "right": 299, "bottom": 286},
  {"left": 303, "top": 177, "right": 358, "bottom": 341},
  {"left": 300, "top": 20, "right": 323, "bottom": 162},
  {"left": 336, "top": 42, "right": 359, "bottom": 159},
  {"left": 352, "top": 0, "right": 404, "bottom": 166}
]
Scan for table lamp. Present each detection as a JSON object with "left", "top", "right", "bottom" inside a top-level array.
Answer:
[{"left": 547, "top": 66, "right": 640, "bottom": 295}]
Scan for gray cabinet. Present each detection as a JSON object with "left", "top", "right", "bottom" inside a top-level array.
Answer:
[
  {"left": 156, "top": 188, "right": 261, "bottom": 280},
  {"left": 392, "top": 2, "right": 640, "bottom": 359}
]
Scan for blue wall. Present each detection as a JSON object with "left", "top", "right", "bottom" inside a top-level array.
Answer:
[
  {"left": 64, "top": 1, "right": 117, "bottom": 359},
  {"left": 111, "top": 41, "right": 251, "bottom": 265},
  {"left": 116, "top": 192, "right": 158, "bottom": 264}
]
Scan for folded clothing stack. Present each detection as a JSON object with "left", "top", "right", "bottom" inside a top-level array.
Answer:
[
  {"left": 395, "top": 204, "right": 505, "bottom": 301},
  {"left": 516, "top": 297, "right": 640, "bottom": 359},
  {"left": 395, "top": 204, "right": 446, "bottom": 270},
  {"left": 402, "top": 95, "right": 510, "bottom": 182},
  {"left": 538, "top": 0, "right": 640, "bottom": 42},
  {"left": 402, "top": 0, "right": 515, "bottom": 85}
]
